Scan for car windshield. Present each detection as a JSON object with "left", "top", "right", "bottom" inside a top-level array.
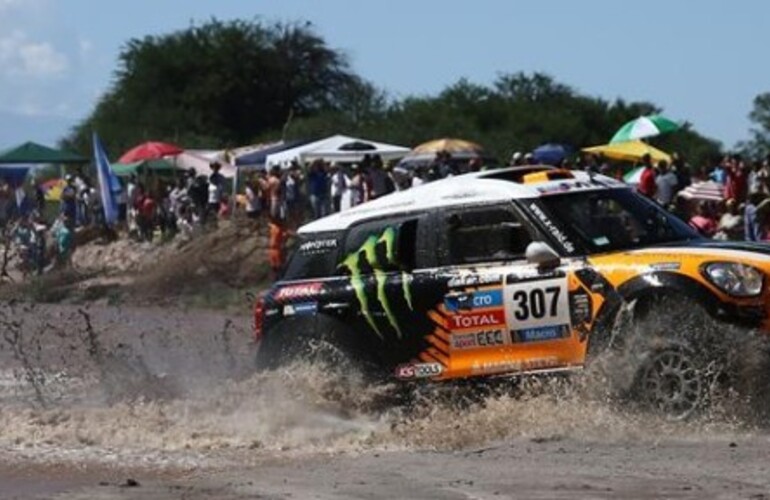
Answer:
[{"left": 528, "top": 188, "right": 700, "bottom": 254}]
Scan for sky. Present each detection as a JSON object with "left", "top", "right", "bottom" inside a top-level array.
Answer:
[{"left": 0, "top": 0, "right": 767, "bottom": 150}]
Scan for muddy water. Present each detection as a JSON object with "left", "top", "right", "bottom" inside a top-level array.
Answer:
[{"left": 1, "top": 302, "right": 770, "bottom": 498}]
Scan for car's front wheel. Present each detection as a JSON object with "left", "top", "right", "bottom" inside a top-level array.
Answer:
[{"left": 634, "top": 342, "right": 705, "bottom": 420}]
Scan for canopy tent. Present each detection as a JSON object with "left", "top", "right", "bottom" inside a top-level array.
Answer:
[
  {"left": 111, "top": 158, "right": 176, "bottom": 177},
  {"left": 301, "top": 135, "right": 409, "bottom": 163},
  {"left": 234, "top": 140, "right": 310, "bottom": 167},
  {"left": 0, "top": 141, "right": 87, "bottom": 164},
  {"left": 174, "top": 150, "right": 236, "bottom": 178},
  {"left": 582, "top": 140, "right": 672, "bottom": 164},
  {"left": 265, "top": 135, "right": 410, "bottom": 168},
  {"left": 0, "top": 164, "right": 32, "bottom": 187}
]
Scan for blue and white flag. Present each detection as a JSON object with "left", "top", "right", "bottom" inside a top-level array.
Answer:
[{"left": 92, "top": 132, "right": 122, "bottom": 226}]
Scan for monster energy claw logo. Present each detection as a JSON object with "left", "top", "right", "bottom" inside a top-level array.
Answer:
[{"left": 338, "top": 226, "right": 412, "bottom": 339}]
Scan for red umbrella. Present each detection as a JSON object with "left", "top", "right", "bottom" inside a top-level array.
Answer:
[{"left": 118, "top": 141, "right": 183, "bottom": 163}]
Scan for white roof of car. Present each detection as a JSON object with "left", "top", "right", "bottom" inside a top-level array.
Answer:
[{"left": 299, "top": 166, "right": 627, "bottom": 234}]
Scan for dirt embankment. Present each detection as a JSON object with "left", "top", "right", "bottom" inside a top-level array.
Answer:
[{"left": 0, "top": 220, "right": 275, "bottom": 308}]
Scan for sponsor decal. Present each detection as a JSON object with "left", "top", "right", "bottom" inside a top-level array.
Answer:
[
  {"left": 283, "top": 302, "right": 318, "bottom": 317},
  {"left": 451, "top": 329, "right": 505, "bottom": 349},
  {"left": 448, "top": 273, "right": 503, "bottom": 288},
  {"left": 470, "top": 356, "right": 559, "bottom": 375},
  {"left": 445, "top": 289, "right": 503, "bottom": 312},
  {"left": 395, "top": 362, "right": 443, "bottom": 380},
  {"left": 528, "top": 202, "right": 575, "bottom": 253},
  {"left": 275, "top": 282, "right": 323, "bottom": 301},
  {"left": 265, "top": 307, "right": 280, "bottom": 317},
  {"left": 299, "top": 238, "right": 338, "bottom": 254},
  {"left": 338, "top": 226, "right": 412, "bottom": 339},
  {"left": 649, "top": 262, "right": 681, "bottom": 271},
  {"left": 450, "top": 310, "right": 506, "bottom": 331},
  {"left": 512, "top": 324, "right": 570, "bottom": 342},
  {"left": 570, "top": 290, "right": 592, "bottom": 325}
]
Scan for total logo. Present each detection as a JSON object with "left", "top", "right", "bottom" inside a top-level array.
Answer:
[
  {"left": 450, "top": 310, "right": 505, "bottom": 331},
  {"left": 395, "top": 362, "right": 444, "bottom": 380},
  {"left": 274, "top": 282, "right": 323, "bottom": 300}
]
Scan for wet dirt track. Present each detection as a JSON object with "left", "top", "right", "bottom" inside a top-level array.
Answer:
[{"left": 1, "top": 303, "right": 770, "bottom": 499}]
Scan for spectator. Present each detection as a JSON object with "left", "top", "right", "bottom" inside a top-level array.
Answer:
[
  {"left": 710, "top": 156, "right": 728, "bottom": 184},
  {"left": 284, "top": 165, "right": 304, "bottom": 229},
  {"left": 715, "top": 199, "right": 743, "bottom": 240},
  {"left": 745, "top": 192, "right": 765, "bottom": 242},
  {"left": 244, "top": 177, "right": 261, "bottom": 220},
  {"left": 207, "top": 162, "right": 225, "bottom": 219},
  {"left": 672, "top": 154, "right": 691, "bottom": 193},
  {"left": 637, "top": 154, "right": 656, "bottom": 199},
  {"left": 724, "top": 155, "right": 748, "bottom": 203},
  {"left": 52, "top": 213, "right": 73, "bottom": 268},
  {"left": 349, "top": 164, "right": 366, "bottom": 207},
  {"left": 266, "top": 165, "right": 283, "bottom": 221},
  {"left": 689, "top": 201, "right": 718, "bottom": 237},
  {"left": 60, "top": 175, "right": 78, "bottom": 229},
  {"left": 329, "top": 162, "right": 348, "bottom": 212},
  {"left": 307, "top": 160, "right": 329, "bottom": 219},
  {"left": 368, "top": 154, "right": 395, "bottom": 200},
  {"left": 655, "top": 160, "right": 678, "bottom": 207}
]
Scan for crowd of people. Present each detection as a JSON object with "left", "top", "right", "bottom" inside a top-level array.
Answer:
[
  {"left": 3, "top": 146, "right": 770, "bottom": 280},
  {"left": 630, "top": 152, "right": 770, "bottom": 241}
]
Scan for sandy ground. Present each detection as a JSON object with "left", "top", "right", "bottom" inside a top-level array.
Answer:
[{"left": 1, "top": 303, "right": 770, "bottom": 499}]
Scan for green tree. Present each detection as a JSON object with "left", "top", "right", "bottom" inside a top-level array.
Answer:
[
  {"left": 741, "top": 92, "right": 770, "bottom": 158},
  {"left": 61, "top": 19, "right": 365, "bottom": 157}
]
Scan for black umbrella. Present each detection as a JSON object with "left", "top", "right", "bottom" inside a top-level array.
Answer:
[{"left": 338, "top": 141, "right": 376, "bottom": 151}]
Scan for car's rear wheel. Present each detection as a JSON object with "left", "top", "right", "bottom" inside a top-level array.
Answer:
[{"left": 255, "top": 315, "right": 379, "bottom": 377}]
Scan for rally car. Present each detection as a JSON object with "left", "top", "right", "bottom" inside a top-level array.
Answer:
[{"left": 254, "top": 166, "right": 770, "bottom": 419}]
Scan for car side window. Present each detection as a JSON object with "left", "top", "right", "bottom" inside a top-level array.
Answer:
[
  {"left": 446, "top": 205, "right": 534, "bottom": 265},
  {"left": 339, "top": 218, "right": 418, "bottom": 275}
]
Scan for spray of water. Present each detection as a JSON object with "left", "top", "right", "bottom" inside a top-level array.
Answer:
[{"left": 0, "top": 301, "right": 768, "bottom": 470}]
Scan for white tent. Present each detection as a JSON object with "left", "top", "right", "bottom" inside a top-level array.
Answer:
[
  {"left": 265, "top": 134, "right": 409, "bottom": 168},
  {"left": 173, "top": 150, "right": 237, "bottom": 178}
]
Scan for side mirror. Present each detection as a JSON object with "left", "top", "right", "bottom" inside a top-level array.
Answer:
[{"left": 525, "top": 241, "right": 560, "bottom": 269}]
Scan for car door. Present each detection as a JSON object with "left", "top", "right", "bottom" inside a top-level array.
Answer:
[
  {"left": 420, "top": 202, "right": 607, "bottom": 380},
  {"left": 336, "top": 213, "right": 441, "bottom": 366}
]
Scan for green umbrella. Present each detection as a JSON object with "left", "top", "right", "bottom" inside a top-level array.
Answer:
[{"left": 610, "top": 115, "right": 680, "bottom": 144}]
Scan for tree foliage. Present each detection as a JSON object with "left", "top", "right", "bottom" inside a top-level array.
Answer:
[
  {"left": 741, "top": 92, "right": 770, "bottom": 158},
  {"left": 62, "top": 19, "right": 721, "bottom": 166},
  {"left": 61, "top": 19, "right": 364, "bottom": 156},
  {"left": 287, "top": 72, "right": 720, "bottom": 165}
]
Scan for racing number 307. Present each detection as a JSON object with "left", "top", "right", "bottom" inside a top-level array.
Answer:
[{"left": 511, "top": 286, "right": 560, "bottom": 321}]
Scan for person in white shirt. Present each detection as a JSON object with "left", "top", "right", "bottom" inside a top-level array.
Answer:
[
  {"left": 329, "top": 162, "right": 348, "bottom": 213},
  {"left": 655, "top": 161, "right": 678, "bottom": 207}
]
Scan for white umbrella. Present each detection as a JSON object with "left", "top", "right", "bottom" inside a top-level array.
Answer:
[{"left": 677, "top": 181, "right": 724, "bottom": 202}]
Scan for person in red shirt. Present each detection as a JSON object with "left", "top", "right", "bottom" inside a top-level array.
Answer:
[
  {"left": 688, "top": 201, "right": 718, "bottom": 237},
  {"left": 724, "top": 155, "right": 748, "bottom": 203},
  {"left": 637, "top": 154, "right": 657, "bottom": 198}
]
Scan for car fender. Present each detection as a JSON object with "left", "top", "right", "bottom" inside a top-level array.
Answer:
[{"left": 616, "top": 271, "right": 721, "bottom": 317}]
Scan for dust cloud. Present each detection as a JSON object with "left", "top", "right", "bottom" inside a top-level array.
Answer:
[{"left": 0, "top": 302, "right": 767, "bottom": 471}]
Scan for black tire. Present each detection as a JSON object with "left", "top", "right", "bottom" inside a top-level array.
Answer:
[
  {"left": 255, "top": 315, "right": 380, "bottom": 377},
  {"left": 600, "top": 294, "right": 720, "bottom": 420}
]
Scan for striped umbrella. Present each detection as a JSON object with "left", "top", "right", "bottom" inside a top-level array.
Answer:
[
  {"left": 677, "top": 181, "right": 724, "bottom": 202},
  {"left": 610, "top": 115, "right": 680, "bottom": 144}
]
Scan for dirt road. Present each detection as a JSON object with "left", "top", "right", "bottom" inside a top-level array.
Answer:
[{"left": 1, "top": 303, "right": 769, "bottom": 499}]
